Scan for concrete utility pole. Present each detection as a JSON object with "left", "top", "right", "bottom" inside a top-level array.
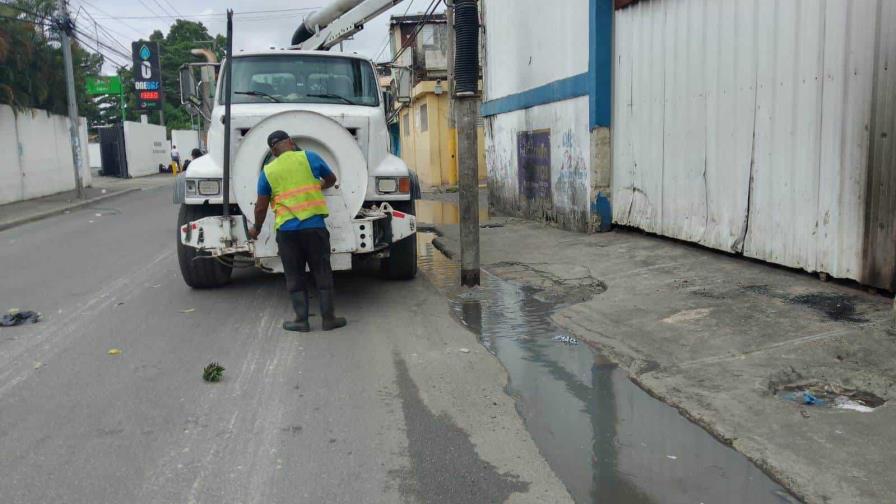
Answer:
[
  {"left": 57, "top": 0, "right": 85, "bottom": 199},
  {"left": 452, "top": 0, "right": 480, "bottom": 287}
]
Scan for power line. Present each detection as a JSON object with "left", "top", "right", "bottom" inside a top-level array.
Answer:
[
  {"left": 148, "top": 0, "right": 176, "bottom": 18},
  {"left": 159, "top": 0, "right": 182, "bottom": 17},
  {"left": 78, "top": 7, "right": 131, "bottom": 54},
  {"left": 374, "top": 0, "right": 417, "bottom": 62},
  {"left": 89, "top": 6, "right": 319, "bottom": 20},
  {"left": 391, "top": 0, "right": 442, "bottom": 65},
  {"left": 71, "top": 0, "right": 146, "bottom": 38}
]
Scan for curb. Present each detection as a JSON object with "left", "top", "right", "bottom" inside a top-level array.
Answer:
[
  {"left": 432, "top": 236, "right": 457, "bottom": 260},
  {"left": 0, "top": 188, "right": 142, "bottom": 232}
]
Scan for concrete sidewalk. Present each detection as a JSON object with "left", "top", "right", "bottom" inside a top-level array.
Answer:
[
  {"left": 430, "top": 215, "right": 895, "bottom": 504},
  {"left": 0, "top": 175, "right": 174, "bottom": 231}
]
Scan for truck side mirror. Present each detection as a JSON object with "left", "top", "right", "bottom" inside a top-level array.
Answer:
[{"left": 179, "top": 66, "right": 198, "bottom": 106}]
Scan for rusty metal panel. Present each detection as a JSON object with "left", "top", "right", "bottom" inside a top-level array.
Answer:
[
  {"left": 612, "top": 0, "right": 895, "bottom": 289},
  {"left": 863, "top": 0, "right": 896, "bottom": 291}
]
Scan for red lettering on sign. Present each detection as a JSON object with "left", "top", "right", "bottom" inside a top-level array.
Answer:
[{"left": 139, "top": 91, "right": 160, "bottom": 100}]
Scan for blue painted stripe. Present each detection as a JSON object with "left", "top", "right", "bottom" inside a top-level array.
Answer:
[
  {"left": 590, "top": 0, "right": 613, "bottom": 128},
  {"left": 480, "top": 73, "right": 590, "bottom": 117}
]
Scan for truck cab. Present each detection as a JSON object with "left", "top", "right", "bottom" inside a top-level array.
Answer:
[{"left": 177, "top": 50, "right": 418, "bottom": 288}]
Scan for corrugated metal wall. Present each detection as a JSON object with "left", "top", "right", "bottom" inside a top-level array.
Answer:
[{"left": 613, "top": 0, "right": 896, "bottom": 290}]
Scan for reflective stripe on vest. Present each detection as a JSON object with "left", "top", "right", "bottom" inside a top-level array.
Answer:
[{"left": 263, "top": 151, "right": 329, "bottom": 230}]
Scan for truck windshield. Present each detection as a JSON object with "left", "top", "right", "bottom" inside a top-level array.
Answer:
[{"left": 223, "top": 55, "right": 379, "bottom": 107}]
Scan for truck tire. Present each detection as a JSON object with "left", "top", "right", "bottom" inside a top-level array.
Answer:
[
  {"left": 177, "top": 204, "right": 233, "bottom": 288},
  {"left": 383, "top": 201, "right": 418, "bottom": 280}
]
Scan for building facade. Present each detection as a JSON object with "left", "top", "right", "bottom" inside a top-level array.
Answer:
[
  {"left": 391, "top": 13, "right": 485, "bottom": 190},
  {"left": 481, "top": 0, "right": 895, "bottom": 290}
]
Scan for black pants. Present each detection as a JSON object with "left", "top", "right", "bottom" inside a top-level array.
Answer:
[{"left": 277, "top": 228, "right": 334, "bottom": 295}]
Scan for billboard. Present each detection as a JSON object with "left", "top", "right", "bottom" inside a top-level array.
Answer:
[{"left": 131, "top": 42, "right": 162, "bottom": 110}]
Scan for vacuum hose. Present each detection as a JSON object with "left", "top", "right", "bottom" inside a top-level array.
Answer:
[{"left": 454, "top": 0, "right": 480, "bottom": 96}]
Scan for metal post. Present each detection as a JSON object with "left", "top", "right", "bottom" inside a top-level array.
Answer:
[
  {"left": 221, "top": 10, "right": 233, "bottom": 220},
  {"left": 119, "top": 78, "right": 126, "bottom": 122},
  {"left": 57, "top": 0, "right": 85, "bottom": 199},
  {"left": 453, "top": 0, "right": 480, "bottom": 287}
]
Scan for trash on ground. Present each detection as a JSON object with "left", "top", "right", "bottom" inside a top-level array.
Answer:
[
  {"left": 459, "top": 348, "right": 471, "bottom": 353},
  {"left": 203, "top": 362, "right": 225, "bottom": 382},
  {"left": 552, "top": 335, "right": 579, "bottom": 345},
  {"left": 107, "top": 348, "right": 122, "bottom": 356},
  {"left": 666, "top": 455, "right": 678, "bottom": 460},
  {"left": 833, "top": 396, "right": 875, "bottom": 413},
  {"left": 776, "top": 382, "right": 885, "bottom": 412},
  {"left": 33, "top": 361, "right": 42, "bottom": 369},
  {"left": 95, "top": 213, "right": 102, "bottom": 217},
  {"left": 180, "top": 308, "right": 196, "bottom": 313},
  {"left": 101, "top": 189, "right": 107, "bottom": 194},
  {"left": 1, "top": 309, "right": 42, "bottom": 327}
]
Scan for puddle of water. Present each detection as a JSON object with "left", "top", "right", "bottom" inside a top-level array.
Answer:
[
  {"left": 417, "top": 233, "right": 799, "bottom": 504},
  {"left": 416, "top": 199, "right": 489, "bottom": 227}
]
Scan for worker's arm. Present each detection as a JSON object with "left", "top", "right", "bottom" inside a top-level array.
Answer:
[
  {"left": 249, "top": 171, "right": 273, "bottom": 240},
  {"left": 321, "top": 172, "right": 337, "bottom": 190},
  {"left": 248, "top": 194, "right": 270, "bottom": 240},
  {"left": 309, "top": 151, "right": 338, "bottom": 190}
]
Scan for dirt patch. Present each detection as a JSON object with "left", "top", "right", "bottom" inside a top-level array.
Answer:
[{"left": 773, "top": 381, "right": 886, "bottom": 412}]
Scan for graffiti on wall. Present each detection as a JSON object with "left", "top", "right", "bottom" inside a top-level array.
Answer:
[
  {"left": 517, "top": 129, "right": 552, "bottom": 208},
  {"left": 554, "top": 130, "right": 588, "bottom": 211}
]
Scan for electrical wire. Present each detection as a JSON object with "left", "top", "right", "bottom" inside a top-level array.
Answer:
[
  {"left": 89, "top": 6, "right": 320, "bottom": 20},
  {"left": 373, "top": 0, "right": 417, "bottom": 62},
  {"left": 390, "top": 0, "right": 442, "bottom": 65},
  {"left": 70, "top": 0, "right": 146, "bottom": 38}
]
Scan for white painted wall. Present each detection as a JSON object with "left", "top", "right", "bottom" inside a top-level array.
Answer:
[
  {"left": 123, "top": 121, "right": 168, "bottom": 177},
  {"left": 171, "top": 129, "right": 201, "bottom": 158},
  {"left": 613, "top": 0, "right": 890, "bottom": 284},
  {"left": 0, "top": 105, "right": 91, "bottom": 205},
  {"left": 485, "top": 96, "right": 592, "bottom": 229},
  {"left": 88, "top": 143, "right": 101, "bottom": 168},
  {"left": 482, "top": 0, "right": 589, "bottom": 100}
]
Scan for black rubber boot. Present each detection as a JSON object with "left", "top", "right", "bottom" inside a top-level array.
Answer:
[
  {"left": 283, "top": 291, "right": 310, "bottom": 332},
  {"left": 319, "top": 289, "right": 347, "bottom": 331}
]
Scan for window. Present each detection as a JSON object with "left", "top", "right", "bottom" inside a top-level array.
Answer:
[
  {"left": 403, "top": 112, "right": 410, "bottom": 136},
  {"left": 222, "top": 54, "right": 380, "bottom": 107},
  {"left": 418, "top": 104, "right": 428, "bottom": 132}
]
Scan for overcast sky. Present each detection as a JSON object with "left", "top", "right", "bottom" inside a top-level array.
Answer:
[{"left": 73, "top": 0, "right": 438, "bottom": 72}]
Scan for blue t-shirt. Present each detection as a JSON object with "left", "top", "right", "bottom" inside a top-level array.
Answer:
[{"left": 258, "top": 150, "right": 334, "bottom": 231}]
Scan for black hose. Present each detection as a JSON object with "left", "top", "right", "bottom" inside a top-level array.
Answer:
[
  {"left": 291, "top": 22, "right": 314, "bottom": 46},
  {"left": 454, "top": 0, "right": 479, "bottom": 96}
]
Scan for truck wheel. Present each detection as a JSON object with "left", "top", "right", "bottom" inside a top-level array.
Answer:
[
  {"left": 383, "top": 201, "right": 418, "bottom": 280},
  {"left": 177, "top": 204, "right": 233, "bottom": 288}
]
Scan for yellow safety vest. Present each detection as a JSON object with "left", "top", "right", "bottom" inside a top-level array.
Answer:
[{"left": 263, "top": 151, "right": 329, "bottom": 230}]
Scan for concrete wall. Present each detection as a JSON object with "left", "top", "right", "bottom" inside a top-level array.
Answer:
[
  {"left": 0, "top": 105, "right": 91, "bottom": 205},
  {"left": 613, "top": 0, "right": 896, "bottom": 290},
  {"left": 171, "top": 129, "right": 201, "bottom": 158},
  {"left": 485, "top": 97, "right": 592, "bottom": 230},
  {"left": 123, "top": 121, "right": 168, "bottom": 177},
  {"left": 481, "top": 0, "right": 596, "bottom": 231},
  {"left": 88, "top": 143, "right": 102, "bottom": 169}
]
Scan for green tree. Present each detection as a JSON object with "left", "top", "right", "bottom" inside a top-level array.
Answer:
[{"left": 0, "top": 0, "right": 105, "bottom": 121}]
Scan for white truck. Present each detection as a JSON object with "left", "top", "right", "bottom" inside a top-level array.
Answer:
[{"left": 176, "top": 0, "right": 418, "bottom": 288}]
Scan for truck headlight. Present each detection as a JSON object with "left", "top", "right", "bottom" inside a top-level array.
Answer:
[
  {"left": 198, "top": 180, "right": 221, "bottom": 195},
  {"left": 186, "top": 179, "right": 197, "bottom": 195},
  {"left": 377, "top": 177, "right": 410, "bottom": 194}
]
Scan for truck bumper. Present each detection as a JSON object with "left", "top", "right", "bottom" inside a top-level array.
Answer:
[{"left": 179, "top": 203, "right": 416, "bottom": 271}]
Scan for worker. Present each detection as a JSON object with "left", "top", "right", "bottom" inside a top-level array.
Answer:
[
  {"left": 170, "top": 144, "right": 180, "bottom": 172},
  {"left": 181, "top": 148, "right": 203, "bottom": 172},
  {"left": 247, "top": 130, "right": 347, "bottom": 332}
]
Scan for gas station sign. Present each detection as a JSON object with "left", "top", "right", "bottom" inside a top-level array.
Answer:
[{"left": 132, "top": 42, "right": 162, "bottom": 110}]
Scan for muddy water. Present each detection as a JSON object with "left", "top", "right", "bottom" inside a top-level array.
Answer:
[
  {"left": 416, "top": 232, "right": 798, "bottom": 504},
  {"left": 415, "top": 199, "right": 490, "bottom": 226}
]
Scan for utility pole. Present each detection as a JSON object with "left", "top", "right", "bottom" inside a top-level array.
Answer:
[
  {"left": 57, "top": 0, "right": 85, "bottom": 199},
  {"left": 452, "top": 0, "right": 480, "bottom": 287}
]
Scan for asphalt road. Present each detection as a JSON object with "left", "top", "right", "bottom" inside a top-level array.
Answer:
[{"left": 0, "top": 184, "right": 571, "bottom": 504}]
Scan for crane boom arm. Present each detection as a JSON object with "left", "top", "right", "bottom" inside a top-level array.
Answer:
[{"left": 293, "top": 0, "right": 404, "bottom": 51}]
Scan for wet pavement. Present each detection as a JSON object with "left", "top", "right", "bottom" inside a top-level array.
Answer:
[{"left": 415, "top": 228, "right": 799, "bottom": 504}]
